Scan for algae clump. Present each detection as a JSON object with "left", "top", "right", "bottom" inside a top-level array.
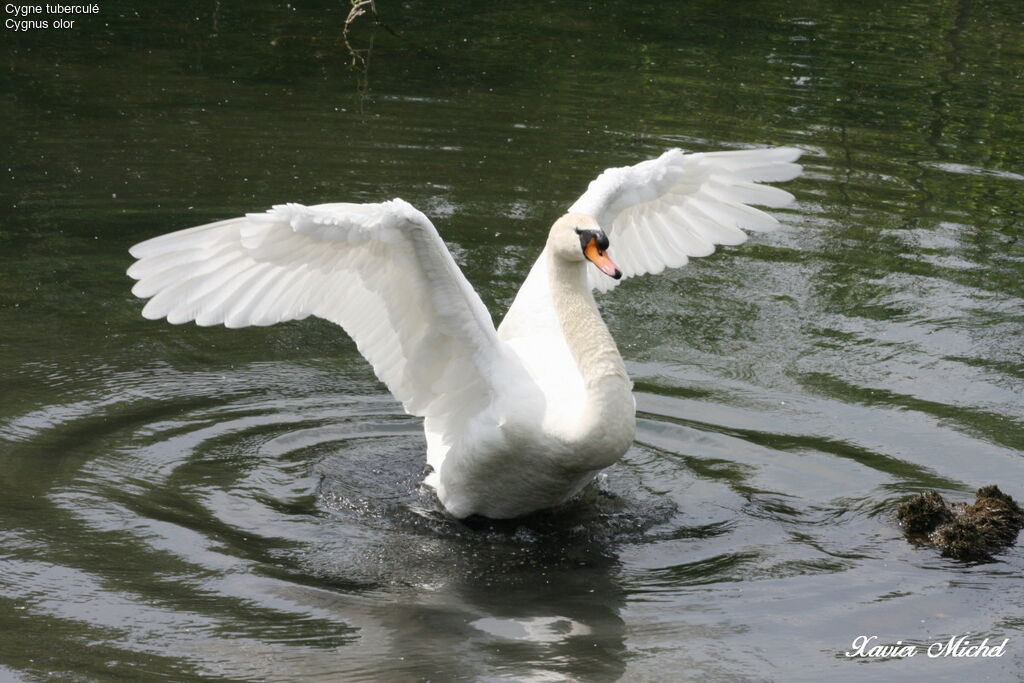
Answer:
[{"left": 897, "top": 485, "right": 1024, "bottom": 562}]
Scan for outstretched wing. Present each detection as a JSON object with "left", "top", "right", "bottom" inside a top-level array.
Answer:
[
  {"left": 569, "top": 147, "right": 802, "bottom": 292},
  {"left": 128, "top": 199, "right": 503, "bottom": 419}
]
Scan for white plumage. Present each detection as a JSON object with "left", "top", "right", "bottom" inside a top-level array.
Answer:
[{"left": 128, "top": 146, "right": 802, "bottom": 518}]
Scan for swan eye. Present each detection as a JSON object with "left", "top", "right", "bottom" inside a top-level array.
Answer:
[{"left": 577, "top": 229, "right": 610, "bottom": 253}]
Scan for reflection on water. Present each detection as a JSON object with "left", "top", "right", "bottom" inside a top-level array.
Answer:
[{"left": 3, "top": 0, "right": 1023, "bottom": 680}]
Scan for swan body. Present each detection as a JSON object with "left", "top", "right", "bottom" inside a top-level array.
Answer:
[{"left": 128, "top": 147, "right": 802, "bottom": 518}]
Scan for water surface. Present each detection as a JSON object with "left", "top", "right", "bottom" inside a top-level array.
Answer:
[{"left": 2, "top": 0, "right": 1023, "bottom": 680}]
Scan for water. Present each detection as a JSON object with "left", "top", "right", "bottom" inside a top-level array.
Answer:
[{"left": 2, "top": 0, "right": 1023, "bottom": 680}]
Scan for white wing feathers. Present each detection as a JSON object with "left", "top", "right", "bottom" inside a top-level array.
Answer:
[
  {"left": 128, "top": 200, "right": 502, "bottom": 419},
  {"left": 569, "top": 147, "right": 802, "bottom": 292}
]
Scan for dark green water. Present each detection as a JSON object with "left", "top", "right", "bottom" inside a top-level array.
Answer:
[{"left": 3, "top": 1, "right": 1023, "bottom": 680}]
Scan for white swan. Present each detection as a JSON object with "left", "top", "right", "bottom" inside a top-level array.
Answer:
[{"left": 128, "top": 147, "right": 802, "bottom": 519}]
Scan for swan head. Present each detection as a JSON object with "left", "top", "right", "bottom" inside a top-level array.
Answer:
[{"left": 548, "top": 213, "right": 622, "bottom": 279}]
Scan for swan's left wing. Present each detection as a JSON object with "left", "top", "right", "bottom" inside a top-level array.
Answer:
[
  {"left": 128, "top": 199, "right": 505, "bottom": 420},
  {"left": 569, "top": 147, "right": 802, "bottom": 292}
]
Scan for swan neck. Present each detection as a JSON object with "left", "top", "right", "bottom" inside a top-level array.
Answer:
[{"left": 546, "top": 251, "right": 628, "bottom": 390}]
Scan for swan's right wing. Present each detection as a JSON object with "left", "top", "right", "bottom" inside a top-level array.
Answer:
[
  {"left": 128, "top": 199, "right": 506, "bottom": 420},
  {"left": 570, "top": 147, "right": 802, "bottom": 292}
]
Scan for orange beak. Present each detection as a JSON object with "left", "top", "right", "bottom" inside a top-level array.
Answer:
[{"left": 584, "top": 238, "right": 622, "bottom": 279}]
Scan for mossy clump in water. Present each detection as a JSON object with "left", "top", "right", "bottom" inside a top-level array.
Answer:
[
  {"left": 897, "top": 486, "right": 1024, "bottom": 561},
  {"left": 896, "top": 490, "right": 954, "bottom": 534}
]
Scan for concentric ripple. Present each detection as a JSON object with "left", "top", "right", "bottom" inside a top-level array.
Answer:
[{"left": 4, "top": 348, "right": 1022, "bottom": 680}]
